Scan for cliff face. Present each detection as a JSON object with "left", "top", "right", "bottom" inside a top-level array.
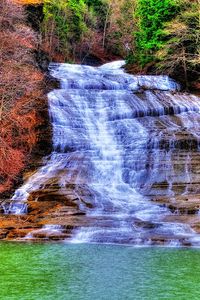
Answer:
[{"left": 0, "top": 0, "right": 51, "bottom": 196}]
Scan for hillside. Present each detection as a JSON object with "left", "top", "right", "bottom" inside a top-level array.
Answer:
[
  {"left": 0, "top": 0, "right": 199, "bottom": 195},
  {"left": 11, "top": 0, "right": 199, "bottom": 89},
  {"left": 0, "top": 0, "right": 50, "bottom": 195}
]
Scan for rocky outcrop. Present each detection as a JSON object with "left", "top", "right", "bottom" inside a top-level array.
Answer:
[
  {"left": 0, "top": 182, "right": 92, "bottom": 241},
  {"left": 1, "top": 63, "right": 200, "bottom": 245}
]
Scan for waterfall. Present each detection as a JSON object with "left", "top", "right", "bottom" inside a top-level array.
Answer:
[{"left": 7, "top": 61, "right": 200, "bottom": 246}]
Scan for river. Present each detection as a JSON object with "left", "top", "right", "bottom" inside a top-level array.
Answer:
[{"left": 1, "top": 243, "right": 200, "bottom": 300}]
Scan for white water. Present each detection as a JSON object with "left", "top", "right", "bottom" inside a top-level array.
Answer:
[
  {"left": 25, "top": 224, "right": 64, "bottom": 240},
  {"left": 8, "top": 61, "right": 200, "bottom": 246}
]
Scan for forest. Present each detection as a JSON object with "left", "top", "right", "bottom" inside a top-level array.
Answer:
[
  {"left": 40, "top": 0, "right": 199, "bottom": 88},
  {"left": 0, "top": 0, "right": 199, "bottom": 194},
  {"left": 1, "top": 2, "right": 200, "bottom": 298}
]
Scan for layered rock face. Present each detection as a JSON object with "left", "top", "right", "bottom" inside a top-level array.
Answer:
[{"left": 1, "top": 61, "right": 200, "bottom": 245}]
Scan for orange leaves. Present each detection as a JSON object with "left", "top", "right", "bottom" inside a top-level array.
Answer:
[
  {"left": 0, "top": 96, "right": 40, "bottom": 192},
  {"left": 28, "top": 70, "right": 44, "bottom": 83},
  {"left": 10, "top": 107, "right": 37, "bottom": 149},
  {"left": 0, "top": 147, "right": 25, "bottom": 193},
  {"left": 0, "top": 0, "right": 46, "bottom": 193},
  {"left": 13, "top": 0, "right": 43, "bottom": 4},
  {"left": 0, "top": 2, "right": 41, "bottom": 106},
  {"left": 0, "top": 109, "right": 25, "bottom": 192}
]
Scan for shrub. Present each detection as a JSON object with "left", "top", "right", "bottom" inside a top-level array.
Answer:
[{"left": 0, "top": 0, "right": 44, "bottom": 193}]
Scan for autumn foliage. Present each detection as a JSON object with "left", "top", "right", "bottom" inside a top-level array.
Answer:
[
  {"left": 0, "top": 0, "right": 45, "bottom": 193},
  {"left": 13, "top": 0, "right": 43, "bottom": 4}
]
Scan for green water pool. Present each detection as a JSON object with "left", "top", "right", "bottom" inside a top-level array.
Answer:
[{"left": 0, "top": 243, "right": 200, "bottom": 300}]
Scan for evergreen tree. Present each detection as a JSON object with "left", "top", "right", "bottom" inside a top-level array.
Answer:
[{"left": 131, "top": 0, "right": 179, "bottom": 66}]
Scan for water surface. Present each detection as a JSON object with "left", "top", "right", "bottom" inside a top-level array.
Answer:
[{"left": 1, "top": 243, "right": 200, "bottom": 299}]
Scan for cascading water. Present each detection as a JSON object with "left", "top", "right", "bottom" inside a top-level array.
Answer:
[{"left": 8, "top": 60, "right": 200, "bottom": 245}]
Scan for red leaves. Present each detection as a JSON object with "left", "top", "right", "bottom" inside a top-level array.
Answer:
[
  {"left": 0, "top": 146, "right": 24, "bottom": 193},
  {"left": 0, "top": 0, "right": 45, "bottom": 193},
  {"left": 0, "top": 101, "right": 39, "bottom": 192}
]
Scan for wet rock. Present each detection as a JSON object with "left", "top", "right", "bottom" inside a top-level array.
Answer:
[
  {"left": 7, "top": 229, "right": 35, "bottom": 240},
  {"left": 0, "top": 229, "right": 8, "bottom": 239},
  {"left": 152, "top": 194, "right": 200, "bottom": 216},
  {"left": 1, "top": 62, "right": 200, "bottom": 244},
  {"left": 134, "top": 219, "right": 159, "bottom": 229}
]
